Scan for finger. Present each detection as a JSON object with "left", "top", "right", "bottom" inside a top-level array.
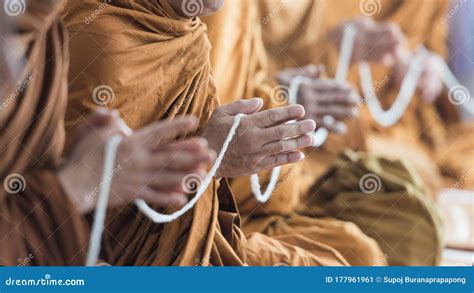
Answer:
[
  {"left": 148, "top": 169, "right": 206, "bottom": 190},
  {"left": 135, "top": 116, "right": 199, "bottom": 148},
  {"left": 67, "top": 108, "right": 119, "bottom": 145},
  {"left": 154, "top": 138, "right": 209, "bottom": 153},
  {"left": 313, "top": 106, "right": 355, "bottom": 119},
  {"left": 250, "top": 105, "right": 305, "bottom": 128},
  {"left": 315, "top": 118, "right": 348, "bottom": 134},
  {"left": 260, "top": 119, "right": 316, "bottom": 143},
  {"left": 314, "top": 89, "right": 360, "bottom": 106},
  {"left": 257, "top": 151, "right": 305, "bottom": 171},
  {"left": 221, "top": 98, "right": 263, "bottom": 115},
  {"left": 145, "top": 151, "right": 213, "bottom": 171},
  {"left": 259, "top": 134, "right": 314, "bottom": 155},
  {"left": 135, "top": 188, "right": 188, "bottom": 209}
]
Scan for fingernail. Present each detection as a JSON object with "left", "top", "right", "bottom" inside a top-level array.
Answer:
[
  {"left": 303, "top": 120, "right": 316, "bottom": 132},
  {"left": 252, "top": 97, "right": 263, "bottom": 107},
  {"left": 292, "top": 105, "right": 305, "bottom": 117},
  {"left": 298, "top": 152, "right": 305, "bottom": 160},
  {"left": 305, "top": 134, "right": 315, "bottom": 146}
]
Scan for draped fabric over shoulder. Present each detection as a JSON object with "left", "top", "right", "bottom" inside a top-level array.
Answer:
[
  {"left": 62, "top": 0, "right": 347, "bottom": 266},
  {"left": 0, "top": 1, "right": 89, "bottom": 266},
  {"left": 203, "top": 0, "right": 388, "bottom": 266},
  {"left": 257, "top": 0, "right": 444, "bottom": 265}
]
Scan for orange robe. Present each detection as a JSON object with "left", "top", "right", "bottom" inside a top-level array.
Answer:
[
  {"left": 61, "top": 0, "right": 347, "bottom": 266},
  {"left": 203, "top": 0, "right": 443, "bottom": 265},
  {"left": 259, "top": 0, "right": 474, "bottom": 192},
  {"left": 0, "top": 1, "right": 89, "bottom": 266}
]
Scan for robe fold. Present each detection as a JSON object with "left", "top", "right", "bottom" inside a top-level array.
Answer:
[
  {"left": 62, "top": 0, "right": 346, "bottom": 266},
  {"left": 300, "top": 150, "right": 444, "bottom": 266},
  {"left": 0, "top": 1, "right": 89, "bottom": 266},
  {"left": 259, "top": 0, "right": 474, "bottom": 192},
  {"left": 203, "top": 0, "right": 388, "bottom": 266}
]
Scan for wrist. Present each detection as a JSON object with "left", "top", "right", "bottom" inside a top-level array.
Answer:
[{"left": 57, "top": 164, "right": 94, "bottom": 213}]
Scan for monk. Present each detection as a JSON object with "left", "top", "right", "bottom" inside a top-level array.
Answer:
[
  {"left": 62, "top": 0, "right": 349, "bottom": 266},
  {"left": 0, "top": 0, "right": 216, "bottom": 266},
  {"left": 204, "top": 0, "right": 443, "bottom": 265},
  {"left": 259, "top": 0, "right": 474, "bottom": 192}
]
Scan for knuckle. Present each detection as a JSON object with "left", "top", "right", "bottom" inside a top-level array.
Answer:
[
  {"left": 274, "top": 127, "right": 284, "bottom": 139},
  {"left": 267, "top": 110, "right": 279, "bottom": 123},
  {"left": 275, "top": 142, "right": 284, "bottom": 153}
]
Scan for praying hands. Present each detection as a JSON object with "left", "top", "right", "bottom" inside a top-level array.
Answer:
[
  {"left": 58, "top": 109, "right": 215, "bottom": 213},
  {"left": 202, "top": 98, "right": 316, "bottom": 178}
]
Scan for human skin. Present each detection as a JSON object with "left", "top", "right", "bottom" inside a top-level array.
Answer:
[{"left": 58, "top": 109, "right": 215, "bottom": 213}]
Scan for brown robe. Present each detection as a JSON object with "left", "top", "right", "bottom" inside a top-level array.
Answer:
[
  {"left": 211, "top": 0, "right": 443, "bottom": 265},
  {"left": 62, "top": 0, "right": 347, "bottom": 266},
  {"left": 203, "top": 0, "right": 387, "bottom": 266},
  {"left": 0, "top": 1, "right": 89, "bottom": 266}
]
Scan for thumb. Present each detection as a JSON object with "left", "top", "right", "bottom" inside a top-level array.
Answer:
[
  {"left": 221, "top": 98, "right": 263, "bottom": 115},
  {"left": 68, "top": 108, "right": 118, "bottom": 145}
]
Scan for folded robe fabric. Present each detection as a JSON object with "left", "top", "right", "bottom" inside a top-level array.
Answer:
[
  {"left": 62, "top": 0, "right": 347, "bottom": 266},
  {"left": 259, "top": 0, "right": 474, "bottom": 192},
  {"left": 0, "top": 1, "right": 89, "bottom": 266},
  {"left": 300, "top": 150, "right": 444, "bottom": 266},
  {"left": 203, "top": 0, "right": 388, "bottom": 266}
]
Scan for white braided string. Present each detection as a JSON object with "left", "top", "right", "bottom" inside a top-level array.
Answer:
[
  {"left": 86, "top": 134, "right": 123, "bottom": 266},
  {"left": 359, "top": 51, "right": 425, "bottom": 128},
  {"left": 135, "top": 113, "right": 245, "bottom": 222},
  {"left": 250, "top": 166, "right": 282, "bottom": 203},
  {"left": 353, "top": 25, "right": 471, "bottom": 126},
  {"left": 249, "top": 26, "right": 358, "bottom": 204},
  {"left": 432, "top": 53, "right": 473, "bottom": 114},
  {"left": 286, "top": 25, "right": 357, "bottom": 148}
]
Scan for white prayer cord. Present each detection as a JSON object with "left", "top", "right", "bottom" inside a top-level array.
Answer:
[
  {"left": 86, "top": 134, "right": 123, "bottom": 267},
  {"left": 344, "top": 23, "right": 472, "bottom": 126},
  {"left": 135, "top": 113, "right": 246, "bottom": 223},
  {"left": 285, "top": 25, "right": 357, "bottom": 148},
  {"left": 432, "top": 53, "right": 473, "bottom": 114},
  {"left": 250, "top": 166, "right": 282, "bottom": 203},
  {"left": 86, "top": 114, "right": 245, "bottom": 266},
  {"left": 359, "top": 52, "right": 425, "bottom": 128},
  {"left": 329, "top": 22, "right": 423, "bottom": 128},
  {"left": 335, "top": 25, "right": 357, "bottom": 83}
]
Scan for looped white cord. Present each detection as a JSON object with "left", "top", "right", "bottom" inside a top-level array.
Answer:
[
  {"left": 334, "top": 23, "right": 424, "bottom": 128},
  {"left": 432, "top": 53, "right": 473, "bottom": 114},
  {"left": 86, "top": 134, "right": 123, "bottom": 266},
  {"left": 86, "top": 114, "right": 245, "bottom": 265},
  {"left": 135, "top": 113, "right": 246, "bottom": 223},
  {"left": 250, "top": 166, "right": 282, "bottom": 203},
  {"left": 359, "top": 51, "right": 425, "bottom": 128},
  {"left": 335, "top": 25, "right": 357, "bottom": 83},
  {"left": 285, "top": 25, "right": 357, "bottom": 148}
]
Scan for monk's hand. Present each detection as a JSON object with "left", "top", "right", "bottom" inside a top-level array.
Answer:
[
  {"left": 328, "top": 17, "right": 405, "bottom": 66},
  {"left": 201, "top": 98, "right": 316, "bottom": 178},
  {"left": 296, "top": 78, "right": 360, "bottom": 133},
  {"left": 275, "top": 64, "right": 325, "bottom": 87},
  {"left": 393, "top": 47, "right": 444, "bottom": 103},
  {"left": 58, "top": 109, "right": 215, "bottom": 213}
]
